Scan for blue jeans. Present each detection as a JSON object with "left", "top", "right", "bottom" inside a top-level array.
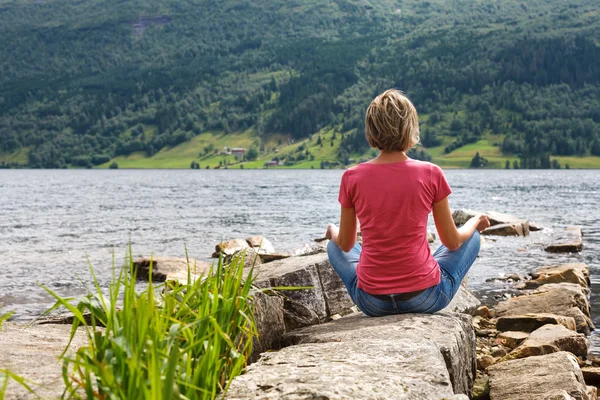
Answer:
[{"left": 327, "top": 231, "right": 480, "bottom": 317}]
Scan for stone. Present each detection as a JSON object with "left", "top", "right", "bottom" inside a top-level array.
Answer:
[
  {"left": 545, "top": 226, "right": 583, "bottom": 253},
  {"left": 543, "top": 390, "right": 578, "bottom": 400},
  {"left": 250, "top": 292, "right": 285, "bottom": 362},
  {"left": 527, "top": 263, "right": 590, "bottom": 288},
  {"left": 504, "top": 324, "right": 588, "bottom": 360},
  {"left": 229, "top": 247, "right": 263, "bottom": 270},
  {"left": 293, "top": 241, "right": 328, "bottom": 256},
  {"left": 213, "top": 238, "right": 250, "bottom": 257},
  {"left": 281, "top": 312, "right": 476, "bottom": 396},
  {"left": 246, "top": 235, "right": 276, "bottom": 254},
  {"left": 313, "top": 255, "right": 354, "bottom": 316},
  {"left": 133, "top": 256, "right": 211, "bottom": 283},
  {"left": 253, "top": 254, "right": 329, "bottom": 325},
  {"left": 226, "top": 339, "right": 459, "bottom": 400},
  {"left": 443, "top": 285, "right": 481, "bottom": 315},
  {"left": 477, "top": 355, "right": 495, "bottom": 370},
  {"left": 529, "top": 221, "right": 543, "bottom": 231},
  {"left": 496, "top": 313, "right": 577, "bottom": 333},
  {"left": 488, "top": 352, "right": 595, "bottom": 400},
  {"left": 258, "top": 253, "right": 290, "bottom": 263},
  {"left": 473, "top": 376, "right": 490, "bottom": 400},
  {"left": 481, "top": 223, "right": 525, "bottom": 237},
  {"left": 0, "top": 323, "right": 89, "bottom": 399},
  {"left": 474, "top": 306, "right": 491, "bottom": 318},
  {"left": 495, "top": 331, "right": 530, "bottom": 349},
  {"left": 491, "top": 347, "right": 508, "bottom": 358},
  {"left": 492, "top": 284, "right": 593, "bottom": 335},
  {"left": 428, "top": 231, "right": 436, "bottom": 243},
  {"left": 581, "top": 367, "right": 600, "bottom": 386}
]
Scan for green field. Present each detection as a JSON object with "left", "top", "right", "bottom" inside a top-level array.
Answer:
[{"left": 94, "top": 131, "right": 600, "bottom": 169}]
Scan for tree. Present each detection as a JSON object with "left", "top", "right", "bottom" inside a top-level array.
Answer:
[
  {"left": 316, "top": 136, "right": 322, "bottom": 146},
  {"left": 513, "top": 160, "right": 520, "bottom": 169},
  {"left": 470, "top": 152, "right": 488, "bottom": 168},
  {"left": 245, "top": 147, "right": 259, "bottom": 161},
  {"left": 505, "top": 160, "right": 510, "bottom": 169},
  {"left": 109, "top": 162, "right": 119, "bottom": 169}
]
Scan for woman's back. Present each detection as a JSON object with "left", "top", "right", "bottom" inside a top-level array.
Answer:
[{"left": 339, "top": 159, "right": 451, "bottom": 294}]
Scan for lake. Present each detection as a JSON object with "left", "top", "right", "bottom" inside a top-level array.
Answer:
[{"left": 1, "top": 169, "right": 599, "bottom": 345}]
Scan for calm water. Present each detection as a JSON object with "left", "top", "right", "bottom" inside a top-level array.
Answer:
[{"left": 1, "top": 169, "right": 599, "bottom": 339}]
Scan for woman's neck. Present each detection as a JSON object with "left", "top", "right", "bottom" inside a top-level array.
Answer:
[{"left": 370, "top": 150, "right": 409, "bottom": 164}]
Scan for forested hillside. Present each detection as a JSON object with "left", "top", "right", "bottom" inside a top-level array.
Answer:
[{"left": 1, "top": 0, "right": 599, "bottom": 168}]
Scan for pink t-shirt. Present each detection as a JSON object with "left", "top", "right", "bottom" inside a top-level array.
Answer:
[{"left": 338, "top": 159, "right": 452, "bottom": 295}]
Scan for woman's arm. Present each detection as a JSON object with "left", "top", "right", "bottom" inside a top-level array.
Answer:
[
  {"left": 326, "top": 206, "right": 358, "bottom": 252},
  {"left": 433, "top": 197, "right": 490, "bottom": 251}
]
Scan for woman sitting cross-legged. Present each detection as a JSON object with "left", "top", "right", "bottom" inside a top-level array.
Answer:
[{"left": 326, "top": 89, "right": 490, "bottom": 316}]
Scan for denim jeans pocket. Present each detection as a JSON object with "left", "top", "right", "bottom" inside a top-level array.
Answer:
[{"left": 394, "top": 287, "right": 437, "bottom": 313}]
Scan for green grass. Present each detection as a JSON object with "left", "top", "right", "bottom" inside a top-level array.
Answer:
[
  {"left": 0, "top": 147, "right": 29, "bottom": 165},
  {"left": 40, "top": 250, "right": 258, "bottom": 399}
]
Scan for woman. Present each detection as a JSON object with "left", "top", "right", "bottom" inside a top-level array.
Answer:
[{"left": 325, "top": 89, "right": 490, "bottom": 316}]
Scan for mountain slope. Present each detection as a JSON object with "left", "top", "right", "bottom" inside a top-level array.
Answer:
[{"left": 1, "top": 0, "right": 600, "bottom": 168}]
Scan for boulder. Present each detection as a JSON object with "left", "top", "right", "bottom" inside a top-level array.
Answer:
[
  {"left": 473, "top": 376, "right": 490, "bottom": 400},
  {"left": 492, "top": 284, "right": 593, "bottom": 335},
  {"left": 526, "top": 263, "right": 590, "bottom": 288},
  {"left": 281, "top": 312, "right": 476, "bottom": 395},
  {"left": 133, "top": 256, "right": 211, "bottom": 283},
  {"left": 495, "top": 331, "right": 530, "bottom": 349},
  {"left": 427, "top": 231, "right": 436, "bottom": 243},
  {"left": 213, "top": 238, "right": 250, "bottom": 257},
  {"left": 488, "top": 352, "right": 596, "bottom": 400},
  {"left": 258, "top": 253, "right": 290, "bottom": 263},
  {"left": 452, "top": 210, "right": 530, "bottom": 236},
  {"left": 293, "top": 241, "right": 328, "bottom": 256},
  {"left": 226, "top": 339, "right": 459, "bottom": 400},
  {"left": 250, "top": 292, "right": 285, "bottom": 362},
  {"left": 481, "top": 223, "right": 526, "bottom": 237},
  {"left": 545, "top": 227, "right": 583, "bottom": 253},
  {"left": 246, "top": 235, "right": 276, "bottom": 254},
  {"left": 0, "top": 323, "right": 89, "bottom": 399},
  {"left": 229, "top": 312, "right": 475, "bottom": 399},
  {"left": 496, "top": 313, "right": 577, "bottom": 333},
  {"left": 504, "top": 324, "right": 588, "bottom": 360}
]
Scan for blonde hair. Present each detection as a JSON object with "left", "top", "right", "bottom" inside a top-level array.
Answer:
[{"left": 365, "top": 89, "right": 420, "bottom": 152}]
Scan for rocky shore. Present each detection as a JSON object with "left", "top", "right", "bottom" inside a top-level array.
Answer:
[{"left": 0, "top": 210, "right": 594, "bottom": 399}]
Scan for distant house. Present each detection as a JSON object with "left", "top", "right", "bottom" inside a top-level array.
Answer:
[
  {"left": 265, "top": 160, "right": 278, "bottom": 167},
  {"left": 231, "top": 148, "right": 246, "bottom": 157}
]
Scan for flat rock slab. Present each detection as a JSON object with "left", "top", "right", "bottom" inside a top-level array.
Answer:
[
  {"left": 495, "top": 331, "right": 530, "bottom": 349},
  {"left": 444, "top": 285, "right": 481, "bottom": 315},
  {"left": 246, "top": 235, "right": 276, "bottom": 254},
  {"left": 527, "top": 263, "right": 590, "bottom": 289},
  {"left": 505, "top": 324, "right": 588, "bottom": 360},
  {"left": 496, "top": 313, "right": 577, "bottom": 333},
  {"left": 0, "top": 323, "right": 89, "bottom": 399},
  {"left": 213, "top": 238, "right": 251, "bottom": 257},
  {"left": 545, "top": 227, "right": 583, "bottom": 253},
  {"left": 492, "top": 283, "right": 593, "bottom": 335},
  {"left": 581, "top": 367, "right": 600, "bottom": 386},
  {"left": 488, "top": 351, "right": 596, "bottom": 400},
  {"left": 281, "top": 312, "right": 475, "bottom": 396},
  {"left": 225, "top": 339, "right": 458, "bottom": 400}
]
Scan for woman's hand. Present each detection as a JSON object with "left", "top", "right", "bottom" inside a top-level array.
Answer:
[
  {"left": 475, "top": 214, "right": 491, "bottom": 232},
  {"left": 325, "top": 223, "right": 338, "bottom": 240}
]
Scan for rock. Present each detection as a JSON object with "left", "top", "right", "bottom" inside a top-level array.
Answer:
[
  {"left": 495, "top": 331, "right": 530, "bottom": 349},
  {"left": 258, "top": 253, "right": 290, "bottom": 263},
  {"left": 545, "top": 226, "right": 583, "bottom": 253},
  {"left": 452, "top": 210, "right": 530, "bottom": 236},
  {"left": 313, "top": 254, "right": 354, "bottom": 317},
  {"left": 492, "top": 284, "right": 593, "bottom": 335},
  {"left": 543, "top": 390, "right": 578, "bottom": 400},
  {"left": 581, "top": 367, "right": 600, "bottom": 386},
  {"left": 133, "top": 256, "right": 211, "bottom": 283},
  {"left": 250, "top": 292, "right": 285, "bottom": 362},
  {"left": 428, "top": 231, "right": 436, "bottom": 243},
  {"left": 444, "top": 285, "right": 481, "bottom": 315},
  {"left": 527, "top": 263, "right": 590, "bottom": 289},
  {"left": 529, "top": 221, "right": 543, "bottom": 231},
  {"left": 256, "top": 254, "right": 332, "bottom": 329},
  {"left": 491, "top": 347, "right": 508, "bottom": 358},
  {"left": 226, "top": 339, "right": 460, "bottom": 400},
  {"left": 229, "top": 247, "right": 263, "bottom": 270},
  {"left": 0, "top": 323, "right": 89, "bottom": 399},
  {"left": 504, "top": 324, "right": 588, "bottom": 360},
  {"left": 282, "top": 298, "right": 320, "bottom": 331},
  {"left": 488, "top": 352, "right": 595, "bottom": 400},
  {"left": 246, "top": 235, "right": 276, "bottom": 254},
  {"left": 486, "top": 274, "right": 522, "bottom": 283},
  {"left": 293, "top": 241, "right": 328, "bottom": 256},
  {"left": 481, "top": 223, "right": 526, "bottom": 237},
  {"left": 281, "top": 312, "right": 476, "bottom": 396},
  {"left": 496, "top": 313, "right": 577, "bottom": 333},
  {"left": 477, "top": 355, "right": 495, "bottom": 370},
  {"left": 473, "top": 376, "right": 490, "bottom": 400},
  {"left": 213, "top": 238, "right": 250, "bottom": 257},
  {"left": 474, "top": 306, "right": 491, "bottom": 318}
]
